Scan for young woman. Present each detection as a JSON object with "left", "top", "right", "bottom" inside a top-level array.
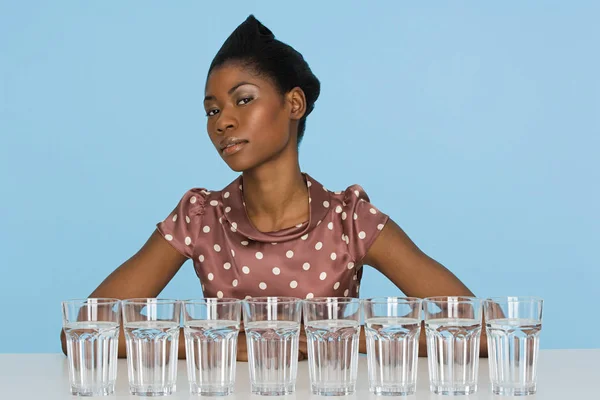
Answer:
[{"left": 61, "top": 15, "right": 485, "bottom": 360}]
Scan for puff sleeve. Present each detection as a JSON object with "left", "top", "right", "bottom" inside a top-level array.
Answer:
[
  {"left": 156, "top": 188, "right": 207, "bottom": 259},
  {"left": 341, "top": 185, "right": 389, "bottom": 263}
]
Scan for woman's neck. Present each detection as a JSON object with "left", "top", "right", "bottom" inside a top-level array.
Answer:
[{"left": 242, "top": 160, "right": 309, "bottom": 233}]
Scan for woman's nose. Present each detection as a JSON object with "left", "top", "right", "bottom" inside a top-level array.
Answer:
[{"left": 215, "top": 108, "right": 238, "bottom": 134}]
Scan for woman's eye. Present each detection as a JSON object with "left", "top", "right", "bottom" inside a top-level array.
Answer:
[
  {"left": 206, "top": 109, "right": 219, "bottom": 117},
  {"left": 238, "top": 97, "right": 253, "bottom": 105}
]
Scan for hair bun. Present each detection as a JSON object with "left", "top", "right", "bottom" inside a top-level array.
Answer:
[
  {"left": 245, "top": 15, "right": 274, "bottom": 38},
  {"left": 239, "top": 15, "right": 275, "bottom": 41}
]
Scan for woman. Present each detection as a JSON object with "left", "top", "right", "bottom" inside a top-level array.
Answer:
[{"left": 61, "top": 15, "right": 485, "bottom": 360}]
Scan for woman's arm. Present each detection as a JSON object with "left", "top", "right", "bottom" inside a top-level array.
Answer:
[
  {"left": 60, "top": 230, "right": 188, "bottom": 358},
  {"left": 362, "top": 219, "right": 488, "bottom": 357}
]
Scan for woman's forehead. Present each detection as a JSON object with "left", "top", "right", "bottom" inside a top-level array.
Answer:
[{"left": 205, "top": 64, "right": 267, "bottom": 95}]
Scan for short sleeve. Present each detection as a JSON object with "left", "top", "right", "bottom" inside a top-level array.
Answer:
[
  {"left": 341, "top": 185, "right": 389, "bottom": 263},
  {"left": 156, "top": 188, "right": 207, "bottom": 259}
]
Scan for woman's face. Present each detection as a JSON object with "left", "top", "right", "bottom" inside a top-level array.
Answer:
[{"left": 204, "top": 64, "right": 298, "bottom": 172}]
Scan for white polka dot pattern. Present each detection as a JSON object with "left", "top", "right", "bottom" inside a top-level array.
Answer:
[{"left": 155, "top": 177, "right": 388, "bottom": 299}]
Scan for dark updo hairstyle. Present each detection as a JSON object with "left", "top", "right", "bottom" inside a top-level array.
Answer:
[{"left": 208, "top": 15, "right": 320, "bottom": 145}]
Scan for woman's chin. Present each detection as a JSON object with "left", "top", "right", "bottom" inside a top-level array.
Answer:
[{"left": 223, "top": 157, "right": 255, "bottom": 173}]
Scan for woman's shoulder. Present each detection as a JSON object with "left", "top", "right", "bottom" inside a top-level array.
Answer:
[
  {"left": 176, "top": 184, "right": 231, "bottom": 207},
  {"left": 162, "top": 184, "right": 230, "bottom": 222},
  {"left": 326, "top": 182, "right": 374, "bottom": 205}
]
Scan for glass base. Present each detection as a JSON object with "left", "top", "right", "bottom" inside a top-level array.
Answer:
[
  {"left": 251, "top": 383, "right": 295, "bottom": 396},
  {"left": 71, "top": 384, "right": 115, "bottom": 396},
  {"left": 311, "top": 384, "right": 356, "bottom": 396},
  {"left": 492, "top": 383, "right": 536, "bottom": 396},
  {"left": 370, "top": 384, "right": 415, "bottom": 396},
  {"left": 430, "top": 383, "right": 477, "bottom": 396},
  {"left": 129, "top": 384, "right": 175, "bottom": 396},
  {"left": 190, "top": 383, "right": 234, "bottom": 396}
]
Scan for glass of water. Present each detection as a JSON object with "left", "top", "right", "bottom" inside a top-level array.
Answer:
[
  {"left": 363, "top": 297, "right": 422, "bottom": 396},
  {"left": 424, "top": 296, "right": 482, "bottom": 395},
  {"left": 182, "top": 298, "right": 241, "bottom": 396},
  {"left": 484, "top": 296, "right": 543, "bottom": 396},
  {"left": 242, "top": 297, "right": 302, "bottom": 396},
  {"left": 303, "top": 297, "right": 361, "bottom": 396},
  {"left": 62, "top": 298, "right": 121, "bottom": 396},
  {"left": 122, "top": 298, "right": 181, "bottom": 396}
]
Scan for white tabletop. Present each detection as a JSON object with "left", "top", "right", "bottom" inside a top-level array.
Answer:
[{"left": 0, "top": 350, "right": 596, "bottom": 399}]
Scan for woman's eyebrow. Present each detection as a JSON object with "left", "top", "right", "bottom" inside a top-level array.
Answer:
[{"left": 204, "top": 81, "right": 259, "bottom": 102}]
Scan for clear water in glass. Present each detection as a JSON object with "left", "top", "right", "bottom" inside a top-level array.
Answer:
[
  {"left": 305, "top": 319, "right": 360, "bottom": 396},
  {"left": 245, "top": 320, "right": 300, "bottom": 396},
  {"left": 425, "top": 318, "right": 481, "bottom": 395},
  {"left": 124, "top": 321, "right": 180, "bottom": 396},
  {"left": 487, "top": 318, "right": 541, "bottom": 396},
  {"left": 184, "top": 319, "right": 239, "bottom": 396},
  {"left": 365, "top": 317, "right": 420, "bottom": 396},
  {"left": 64, "top": 321, "right": 119, "bottom": 396}
]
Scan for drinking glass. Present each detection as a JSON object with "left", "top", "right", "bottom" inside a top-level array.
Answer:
[
  {"left": 242, "top": 297, "right": 302, "bottom": 396},
  {"left": 363, "top": 297, "right": 422, "bottom": 396},
  {"left": 303, "top": 297, "right": 361, "bottom": 396},
  {"left": 183, "top": 298, "right": 241, "bottom": 396},
  {"left": 122, "top": 299, "right": 181, "bottom": 396},
  {"left": 424, "top": 296, "right": 482, "bottom": 395},
  {"left": 484, "top": 296, "right": 543, "bottom": 396},
  {"left": 62, "top": 298, "right": 121, "bottom": 396}
]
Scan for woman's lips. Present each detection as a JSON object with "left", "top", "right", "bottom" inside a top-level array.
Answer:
[{"left": 221, "top": 141, "right": 248, "bottom": 156}]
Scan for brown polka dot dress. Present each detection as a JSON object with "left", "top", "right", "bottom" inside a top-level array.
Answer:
[{"left": 157, "top": 173, "right": 389, "bottom": 300}]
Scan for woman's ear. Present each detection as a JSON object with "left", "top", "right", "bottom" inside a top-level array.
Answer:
[{"left": 287, "top": 87, "right": 307, "bottom": 121}]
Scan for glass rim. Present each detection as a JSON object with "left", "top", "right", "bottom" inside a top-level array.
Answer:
[
  {"left": 423, "top": 296, "right": 480, "bottom": 304},
  {"left": 182, "top": 298, "right": 242, "bottom": 305},
  {"left": 484, "top": 296, "right": 544, "bottom": 304},
  {"left": 121, "top": 298, "right": 180, "bottom": 305},
  {"left": 61, "top": 298, "right": 121, "bottom": 306},
  {"left": 243, "top": 296, "right": 302, "bottom": 304},
  {"left": 304, "top": 296, "right": 361, "bottom": 304},
  {"left": 363, "top": 296, "right": 422, "bottom": 304}
]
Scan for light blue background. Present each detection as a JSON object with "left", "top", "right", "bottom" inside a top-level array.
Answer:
[{"left": 1, "top": 1, "right": 598, "bottom": 352}]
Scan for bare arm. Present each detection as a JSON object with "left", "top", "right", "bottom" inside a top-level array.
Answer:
[
  {"left": 60, "top": 230, "right": 188, "bottom": 358},
  {"left": 362, "top": 219, "right": 488, "bottom": 357}
]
